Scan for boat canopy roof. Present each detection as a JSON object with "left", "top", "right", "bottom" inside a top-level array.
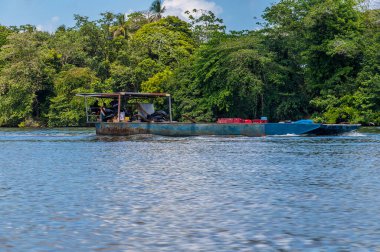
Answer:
[{"left": 76, "top": 92, "right": 170, "bottom": 99}]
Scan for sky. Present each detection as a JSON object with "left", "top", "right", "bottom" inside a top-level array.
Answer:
[{"left": 0, "top": 0, "right": 379, "bottom": 33}]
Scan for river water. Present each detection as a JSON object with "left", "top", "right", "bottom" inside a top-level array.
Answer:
[{"left": 0, "top": 128, "right": 379, "bottom": 251}]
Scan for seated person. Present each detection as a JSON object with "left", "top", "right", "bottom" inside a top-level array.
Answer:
[
  {"left": 110, "top": 98, "right": 119, "bottom": 114},
  {"left": 90, "top": 100, "right": 100, "bottom": 114},
  {"left": 99, "top": 104, "right": 114, "bottom": 122}
]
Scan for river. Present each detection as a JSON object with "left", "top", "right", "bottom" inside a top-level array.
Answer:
[{"left": 0, "top": 128, "right": 379, "bottom": 251}]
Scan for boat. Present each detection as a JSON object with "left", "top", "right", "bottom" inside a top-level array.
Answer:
[{"left": 76, "top": 92, "right": 360, "bottom": 137}]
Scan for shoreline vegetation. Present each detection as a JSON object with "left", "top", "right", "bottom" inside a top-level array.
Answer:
[{"left": 0, "top": 0, "right": 379, "bottom": 128}]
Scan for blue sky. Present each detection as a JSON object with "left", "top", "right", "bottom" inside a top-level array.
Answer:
[{"left": 0, "top": 0, "right": 279, "bottom": 32}]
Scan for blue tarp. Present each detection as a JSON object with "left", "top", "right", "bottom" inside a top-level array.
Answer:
[{"left": 294, "top": 119, "right": 314, "bottom": 124}]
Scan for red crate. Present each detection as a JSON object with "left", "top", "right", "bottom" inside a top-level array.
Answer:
[
  {"left": 233, "top": 118, "right": 244, "bottom": 123},
  {"left": 217, "top": 118, "right": 230, "bottom": 124},
  {"left": 217, "top": 118, "right": 244, "bottom": 124},
  {"left": 244, "top": 119, "right": 253, "bottom": 123},
  {"left": 253, "top": 119, "right": 268, "bottom": 124}
]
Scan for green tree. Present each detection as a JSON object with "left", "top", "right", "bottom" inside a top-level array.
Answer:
[
  {"left": 131, "top": 16, "right": 195, "bottom": 67},
  {"left": 262, "top": 0, "right": 374, "bottom": 123},
  {"left": 50, "top": 29, "right": 86, "bottom": 67},
  {"left": 125, "top": 12, "right": 149, "bottom": 34},
  {"left": 110, "top": 13, "right": 127, "bottom": 39},
  {"left": 48, "top": 67, "right": 100, "bottom": 126},
  {"left": 0, "top": 25, "right": 13, "bottom": 71},
  {"left": 167, "top": 57, "right": 213, "bottom": 122},
  {"left": 185, "top": 9, "right": 226, "bottom": 44},
  {"left": 303, "top": 0, "right": 364, "bottom": 93},
  {"left": 73, "top": 14, "right": 110, "bottom": 81},
  {"left": 312, "top": 8, "right": 380, "bottom": 124},
  {"left": 141, "top": 68, "right": 173, "bottom": 106},
  {"left": 262, "top": 0, "right": 312, "bottom": 120},
  {"left": 107, "top": 58, "right": 164, "bottom": 92},
  {"left": 169, "top": 34, "right": 285, "bottom": 121},
  {"left": 303, "top": 0, "right": 371, "bottom": 123},
  {"left": 0, "top": 31, "right": 54, "bottom": 126},
  {"left": 0, "top": 25, "right": 12, "bottom": 49},
  {"left": 149, "top": 0, "right": 166, "bottom": 22},
  {"left": 127, "top": 16, "right": 195, "bottom": 92},
  {"left": 141, "top": 67, "right": 173, "bottom": 93}
]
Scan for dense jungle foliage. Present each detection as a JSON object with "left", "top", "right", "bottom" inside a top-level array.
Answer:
[{"left": 0, "top": 0, "right": 379, "bottom": 127}]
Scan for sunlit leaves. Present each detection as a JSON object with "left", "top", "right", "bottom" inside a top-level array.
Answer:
[
  {"left": 48, "top": 67, "right": 99, "bottom": 127},
  {"left": 0, "top": 31, "right": 54, "bottom": 126},
  {"left": 131, "top": 16, "right": 195, "bottom": 67}
]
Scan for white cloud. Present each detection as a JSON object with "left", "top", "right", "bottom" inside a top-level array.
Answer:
[
  {"left": 125, "top": 9, "right": 134, "bottom": 18},
  {"left": 36, "top": 25, "right": 44, "bottom": 31},
  {"left": 363, "top": 0, "right": 380, "bottom": 9},
  {"left": 163, "top": 0, "right": 222, "bottom": 20},
  {"left": 370, "top": 0, "right": 380, "bottom": 9},
  {"left": 36, "top": 16, "right": 61, "bottom": 33},
  {"left": 51, "top": 16, "right": 60, "bottom": 23}
]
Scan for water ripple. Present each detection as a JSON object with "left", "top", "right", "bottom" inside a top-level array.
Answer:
[{"left": 0, "top": 128, "right": 380, "bottom": 251}]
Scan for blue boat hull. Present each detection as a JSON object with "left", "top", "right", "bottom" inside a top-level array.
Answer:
[
  {"left": 94, "top": 122, "right": 351, "bottom": 137},
  {"left": 308, "top": 124, "right": 360, "bottom": 135}
]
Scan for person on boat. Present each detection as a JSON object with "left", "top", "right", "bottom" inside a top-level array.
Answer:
[
  {"left": 100, "top": 105, "right": 107, "bottom": 122},
  {"left": 110, "top": 98, "right": 119, "bottom": 114},
  {"left": 90, "top": 100, "right": 100, "bottom": 115},
  {"left": 100, "top": 103, "right": 114, "bottom": 122}
]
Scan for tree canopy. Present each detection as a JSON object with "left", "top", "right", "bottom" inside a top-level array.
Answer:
[{"left": 0, "top": 0, "right": 379, "bottom": 127}]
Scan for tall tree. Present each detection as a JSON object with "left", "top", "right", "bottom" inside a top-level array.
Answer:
[
  {"left": 111, "top": 13, "right": 127, "bottom": 39},
  {"left": 125, "top": 12, "right": 149, "bottom": 34},
  {"left": 318, "top": 9, "right": 380, "bottom": 124},
  {"left": 0, "top": 31, "right": 54, "bottom": 126},
  {"left": 50, "top": 29, "right": 86, "bottom": 67},
  {"left": 48, "top": 67, "right": 100, "bottom": 126},
  {"left": 169, "top": 34, "right": 285, "bottom": 121},
  {"left": 185, "top": 9, "right": 226, "bottom": 44},
  {"left": 131, "top": 16, "right": 194, "bottom": 66},
  {"left": 262, "top": 0, "right": 312, "bottom": 119},
  {"left": 263, "top": 0, "right": 371, "bottom": 123},
  {"left": 0, "top": 25, "right": 13, "bottom": 71},
  {"left": 149, "top": 0, "right": 166, "bottom": 21},
  {"left": 302, "top": 0, "right": 367, "bottom": 123},
  {"left": 0, "top": 25, "right": 12, "bottom": 50}
]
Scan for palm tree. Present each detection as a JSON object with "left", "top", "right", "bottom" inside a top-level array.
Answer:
[
  {"left": 111, "top": 13, "right": 127, "bottom": 38},
  {"left": 149, "top": 0, "right": 166, "bottom": 21}
]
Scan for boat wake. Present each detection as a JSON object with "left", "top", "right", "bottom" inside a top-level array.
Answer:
[
  {"left": 273, "top": 134, "right": 302, "bottom": 137},
  {"left": 342, "top": 131, "right": 366, "bottom": 137},
  {"left": 0, "top": 128, "right": 95, "bottom": 142}
]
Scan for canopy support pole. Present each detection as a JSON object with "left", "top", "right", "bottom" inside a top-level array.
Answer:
[
  {"left": 168, "top": 95, "right": 172, "bottom": 123},
  {"left": 117, "top": 94, "right": 121, "bottom": 122},
  {"left": 84, "top": 97, "right": 89, "bottom": 123}
]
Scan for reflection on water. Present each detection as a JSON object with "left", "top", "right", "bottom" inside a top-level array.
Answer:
[{"left": 0, "top": 128, "right": 380, "bottom": 251}]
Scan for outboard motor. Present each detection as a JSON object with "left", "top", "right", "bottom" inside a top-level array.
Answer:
[{"left": 148, "top": 110, "right": 168, "bottom": 122}]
